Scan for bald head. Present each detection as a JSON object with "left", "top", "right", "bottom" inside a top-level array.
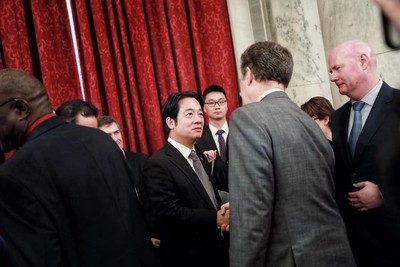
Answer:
[
  {"left": 328, "top": 40, "right": 380, "bottom": 100},
  {"left": 331, "top": 40, "right": 377, "bottom": 69},
  {"left": 0, "top": 69, "right": 53, "bottom": 152}
]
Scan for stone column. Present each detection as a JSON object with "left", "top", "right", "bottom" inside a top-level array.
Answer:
[
  {"left": 227, "top": 0, "right": 334, "bottom": 106},
  {"left": 317, "top": 0, "right": 400, "bottom": 107}
]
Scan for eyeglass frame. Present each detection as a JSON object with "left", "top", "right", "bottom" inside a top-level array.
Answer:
[
  {"left": 0, "top": 98, "right": 17, "bottom": 108},
  {"left": 204, "top": 99, "right": 227, "bottom": 107}
]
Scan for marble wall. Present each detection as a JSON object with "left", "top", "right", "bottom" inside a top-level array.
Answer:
[{"left": 227, "top": 0, "right": 400, "bottom": 108}]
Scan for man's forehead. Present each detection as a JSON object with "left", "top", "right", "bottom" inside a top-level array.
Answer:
[
  {"left": 100, "top": 122, "right": 119, "bottom": 130},
  {"left": 205, "top": 92, "right": 225, "bottom": 100}
]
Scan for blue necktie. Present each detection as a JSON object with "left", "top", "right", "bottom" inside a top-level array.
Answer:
[{"left": 348, "top": 101, "right": 365, "bottom": 157}]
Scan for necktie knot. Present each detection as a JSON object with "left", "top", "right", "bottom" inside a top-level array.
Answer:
[
  {"left": 216, "top": 129, "right": 224, "bottom": 136},
  {"left": 353, "top": 101, "right": 365, "bottom": 111},
  {"left": 189, "top": 150, "right": 199, "bottom": 161}
]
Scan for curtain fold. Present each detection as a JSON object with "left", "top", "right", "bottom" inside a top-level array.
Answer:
[
  {"left": 1, "top": 0, "right": 239, "bottom": 156},
  {"left": 0, "top": 0, "right": 81, "bottom": 161},
  {"left": 73, "top": 0, "right": 239, "bottom": 154},
  {"left": 0, "top": 0, "right": 82, "bottom": 108}
]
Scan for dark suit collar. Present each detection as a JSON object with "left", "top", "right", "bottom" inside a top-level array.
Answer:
[
  {"left": 201, "top": 126, "right": 218, "bottom": 151},
  {"left": 25, "top": 116, "right": 66, "bottom": 144},
  {"left": 164, "top": 142, "right": 220, "bottom": 209}
]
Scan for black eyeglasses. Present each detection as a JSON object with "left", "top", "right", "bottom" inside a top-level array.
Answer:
[
  {"left": 204, "top": 99, "right": 227, "bottom": 107},
  {"left": 0, "top": 98, "right": 17, "bottom": 108}
]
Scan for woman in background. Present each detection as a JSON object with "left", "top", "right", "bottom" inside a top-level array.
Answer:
[{"left": 301, "top": 96, "right": 335, "bottom": 141}]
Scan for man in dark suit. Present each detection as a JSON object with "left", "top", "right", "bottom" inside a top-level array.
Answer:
[
  {"left": 97, "top": 115, "right": 160, "bottom": 248},
  {"left": 328, "top": 40, "right": 400, "bottom": 266},
  {"left": 195, "top": 85, "right": 229, "bottom": 192},
  {"left": 97, "top": 115, "right": 148, "bottom": 197},
  {"left": 56, "top": 99, "right": 99, "bottom": 128},
  {"left": 142, "top": 91, "right": 229, "bottom": 267},
  {"left": 0, "top": 69, "right": 160, "bottom": 267}
]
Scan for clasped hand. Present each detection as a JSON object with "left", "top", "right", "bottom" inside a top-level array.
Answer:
[
  {"left": 348, "top": 181, "right": 383, "bottom": 211},
  {"left": 217, "top": 202, "right": 230, "bottom": 231}
]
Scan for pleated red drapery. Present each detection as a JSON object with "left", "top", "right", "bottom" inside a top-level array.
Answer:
[
  {"left": 72, "top": 0, "right": 239, "bottom": 155},
  {"left": 0, "top": 0, "right": 239, "bottom": 157},
  {"left": 0, "top": 0, "right": 82, "bottom": 108},
  {"left": 0, "top": 0, "right": 81, "bottom": 160}
]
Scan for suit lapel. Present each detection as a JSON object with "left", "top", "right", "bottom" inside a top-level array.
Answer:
[
  {"left": 164, "top": 143, "right": 218, "bottom": 209},
  {"left": 354, "top": 83, "right": 393, "bottom": 160},
  {"left": 340, "top": 102, "right": 354, "bottom": 164},
  {"left": 203, "top": 126, "right": 218, "bottom": 151}
]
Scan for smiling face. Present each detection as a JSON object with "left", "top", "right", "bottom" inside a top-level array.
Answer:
[
  {"left": 167, "top": 97, "right": 204, "bottom": 148},
  {"left": 98, "top": 121, "right": 124, "bottom": 150}
]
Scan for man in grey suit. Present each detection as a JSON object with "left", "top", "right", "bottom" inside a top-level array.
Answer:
[{"left": 228, "top": 41, "right": 355, "bottom": 267}]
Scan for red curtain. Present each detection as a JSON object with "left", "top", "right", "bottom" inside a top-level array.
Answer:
[
  {"left": 0, "top": 0, "right": 82, "bottom": 108},
  {"left": 72, "top": 0, "right": 239, "bottom": 154},
  {"left": 1, "top": 0, "right": 239, "bottom": 156},
  {"left": 0, "top": 0, "right": 82, "bottom": 160}
]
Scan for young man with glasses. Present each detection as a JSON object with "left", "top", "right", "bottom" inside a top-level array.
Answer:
[{"left": 196, "top": 85, "right": 229, "bottom": 193}]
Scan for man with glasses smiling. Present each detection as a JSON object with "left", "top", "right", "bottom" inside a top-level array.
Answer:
[{"left": 196, "top": 85, "right": 229, "bottom": 193}]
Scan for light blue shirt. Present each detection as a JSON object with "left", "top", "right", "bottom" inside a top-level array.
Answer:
[{"left": 348, "top": 80, "right": 382, "bottom": 138}]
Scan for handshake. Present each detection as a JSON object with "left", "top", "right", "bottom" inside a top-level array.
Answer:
[{"left": 217, "top": 202, "right": 230, "bottom": 232}]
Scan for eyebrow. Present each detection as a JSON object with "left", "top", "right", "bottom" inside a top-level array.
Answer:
[
  {"left": 183, "top": 107, "right": 203, "bottom": 113},
  {"left": 206, "top": 98, "right": 226, "bottom": 101}
]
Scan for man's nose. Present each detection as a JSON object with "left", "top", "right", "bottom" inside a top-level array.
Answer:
[
  {"left": 330, "top": 72, "right": 337, "bottom": 82},
  {"left": 111, "top": 134, "right": 118, "bottom": 141}
]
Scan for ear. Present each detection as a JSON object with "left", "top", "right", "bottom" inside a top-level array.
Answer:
[
  {"left": 166, "top": 117, "right": 175, "bottom": 130},
  {"left": 244, "top": 67, "right": 254, "bottom": 86},
  {"left": 322, "top": 115, "right": 330, "bottom": 126},
  {"left": 14, "top": 99, "right": 30, "bottom": 121},
  {"left": 360, "top": 53, "right": 368, "bottom": 70}
]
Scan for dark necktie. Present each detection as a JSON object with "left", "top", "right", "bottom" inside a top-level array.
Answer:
[
  {"left": 189, "top": 150, "right": 218, "bottom": 209},
  {"left": 216, "top": 129, "right": 227, "bottom": 162},
  {"left": 348, "top": 101, "right": 365, "bottom": 157}
]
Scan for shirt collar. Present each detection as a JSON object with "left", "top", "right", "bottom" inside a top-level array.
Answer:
[
  {"left": 168, "top": 137, "right": 194, "bottom": 159},
  {"left": 352, "top": 80, "right": 382, "bottom": 106},
  {"left": 258, "top": 88, "right": 284, "bottom": 102},
  {"left": 208, "top": 121, "right": 229, "bottom": 136}
]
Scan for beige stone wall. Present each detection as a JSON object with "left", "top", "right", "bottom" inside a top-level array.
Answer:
[{"left": 227, "top": 0, "right": 400, "bottom": 109}]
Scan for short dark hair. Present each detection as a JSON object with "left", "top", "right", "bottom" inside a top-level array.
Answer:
[
  {"left": 202, "top": 85, "right": 226, "bottom": 99},
  {"left": 301, "top": 96, "right": 335, "bottom": 120},
  {"left": 162, "top": 91, "right": 203, "bottom": 135},
  {"left": 240, "top": 41, "right": 293, "bottom": 88},
  {"left": 97, "top": 115, "right": 120, "bottom": 129},
  {"left": 56, "top": 99, "right": 99, "bottom": 123}
]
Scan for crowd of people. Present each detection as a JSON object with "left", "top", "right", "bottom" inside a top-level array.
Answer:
[{"left": 1, "top": 3, "right": 400, "bottom": 265}]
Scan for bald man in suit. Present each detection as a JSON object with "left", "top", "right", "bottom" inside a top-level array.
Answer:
[{"left": 328, "top": 40, "right": 400, "bottom": 266}]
